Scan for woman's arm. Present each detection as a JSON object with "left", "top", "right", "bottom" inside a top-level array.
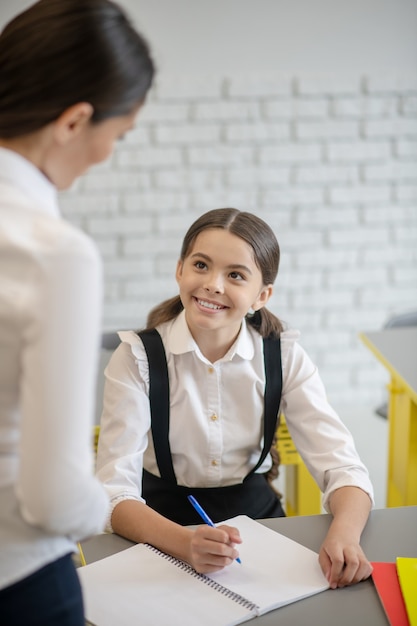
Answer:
[
  {"left": 319, "top": 486, "right": 372, "bottom": 588},
  {"left": 111, "top": 499, "right": 242, "bottom": 574},
  {"left": 18, "top": 226, "right": 108, "bottom": 539}
]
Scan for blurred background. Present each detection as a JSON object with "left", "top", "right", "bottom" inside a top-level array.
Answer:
[{"left": 2, "top": 0, "right": 416, "bottom": 507}]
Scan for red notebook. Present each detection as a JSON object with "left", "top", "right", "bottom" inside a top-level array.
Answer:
[{"left": 371, "top": 562, "right": 410, "bottom": 626}]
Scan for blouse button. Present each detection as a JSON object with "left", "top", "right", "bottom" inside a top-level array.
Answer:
[
  {"left": 210, "top": 413, "right": 218, "bottom": 421},
  {"left": 211, "top": 459, "right": 218, "bottom": 466},
  {"left": 208, "top": 367, "right": 214, "bottom": 374}
]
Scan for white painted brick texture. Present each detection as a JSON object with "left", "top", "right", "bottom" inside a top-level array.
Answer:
[{"left": 60, "top": 72, "right": 417, "bottom": 407}]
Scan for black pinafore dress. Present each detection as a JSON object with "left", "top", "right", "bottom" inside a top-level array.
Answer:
[{"left": 139, "top": 329, "right": 285, "bottom": 525}]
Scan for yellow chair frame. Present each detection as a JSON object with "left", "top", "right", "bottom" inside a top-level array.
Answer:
[{"left": 276, "top": 416, "right": 322, "bottom": 516}]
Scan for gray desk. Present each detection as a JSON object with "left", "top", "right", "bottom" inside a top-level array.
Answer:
[
  {"left": 360, "top": 327, "right": 417, "bottom": 401},
  {"left": 81, "top": 506, "right": 417, "bottom": 626}
]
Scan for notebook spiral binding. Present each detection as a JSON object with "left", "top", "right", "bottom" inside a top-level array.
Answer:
[{"left": 146, "top": 544, "right": 258, "bottom": 612}]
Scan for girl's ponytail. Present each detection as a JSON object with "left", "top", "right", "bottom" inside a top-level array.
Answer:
[
  {"left": 145, "top": 296, "right": 184, "bottom": 330},
  {"left": 246, "top": 308, "right": 284, "bottom": 339}
]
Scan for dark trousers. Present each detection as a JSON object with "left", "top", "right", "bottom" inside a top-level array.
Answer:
[
  {"left": 143, "top": 470, "right": 285, "bottom": 525},
  {"left": 0, "top": 553, "right": 84, "bottom": 626}
]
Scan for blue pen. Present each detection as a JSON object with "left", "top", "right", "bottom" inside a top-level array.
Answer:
[{"left": 187, "top": 495, "right": 242, "bottom": 564}]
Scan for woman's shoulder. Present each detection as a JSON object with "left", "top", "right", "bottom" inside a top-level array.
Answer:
[
  {"left": 44, "top": 217, "right": 100, "bottom": 262},
  {"left": 4, "top": 194, "right": 100, "bottom": 267}
]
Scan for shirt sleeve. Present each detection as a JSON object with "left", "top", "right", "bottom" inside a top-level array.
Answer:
[
  {"left": 17, "top": 222, "right": 109, "bottom": 541},
  {"left": 95, "top": 332, "right": 151, "bottom": 531},
  {"left": 280, "top": 330, "right": 374, "bottom": 512}
]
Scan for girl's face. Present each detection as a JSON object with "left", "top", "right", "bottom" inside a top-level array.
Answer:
[{"left": 176, "top": 228, "right": 272, "bottom": 346}]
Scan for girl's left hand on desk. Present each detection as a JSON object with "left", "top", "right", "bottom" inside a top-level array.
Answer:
[{"left": 319, "top": 533, "right": 373, "bottom": 589}]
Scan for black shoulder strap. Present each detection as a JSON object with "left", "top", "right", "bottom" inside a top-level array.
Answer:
[
  {"left": 245, "top": 336, "right": 282, "bottom": 479},
  {"left": 138, "top": 329, "right": 177, "bottom": 484},
  {"left": 140, "top": 330, "right": 282, "bottom": 485}
]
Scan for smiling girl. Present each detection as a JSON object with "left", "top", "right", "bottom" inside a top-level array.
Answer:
[{"left": 96, "top": 208, "right": 374, "bottom": 589}]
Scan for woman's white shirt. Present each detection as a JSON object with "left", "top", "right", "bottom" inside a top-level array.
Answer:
[
  {"left": 0, "top": 148, "right": 109, "bottom": 589},
  {"left": 96, "top": 310, "right": 374, "bottom": 529}
]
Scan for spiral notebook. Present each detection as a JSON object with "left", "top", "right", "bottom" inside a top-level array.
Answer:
[{"left": 78, "top": 515, "right": 329, "bottom": 626}]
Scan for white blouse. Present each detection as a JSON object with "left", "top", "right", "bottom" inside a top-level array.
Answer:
[
  {"left": 0, "top": 148, "right": 109, "bottom": 589},
  {"left": 96, "top": 311, "right": 374, "bottom": 528}
]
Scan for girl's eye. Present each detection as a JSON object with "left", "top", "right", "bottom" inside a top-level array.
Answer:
[
  {"left": 230, "top": 271, "right": 244, "bottom": 280},
  {"left": 194, "top": 261, "right": 207, "bottom": 270}
]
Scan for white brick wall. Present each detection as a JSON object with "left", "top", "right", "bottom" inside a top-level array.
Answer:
[{"left": 60, "top": 71, "right": 417, "bottom": 407}]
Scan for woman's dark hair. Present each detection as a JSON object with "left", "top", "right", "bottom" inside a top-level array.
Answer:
[
  {"left": 0, "top": 0, "right": 155, "bottom": 138},
  {"left": 146, "top": 208, "right": 284, "bottom": 338}
]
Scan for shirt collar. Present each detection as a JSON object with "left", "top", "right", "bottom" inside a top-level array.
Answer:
[
  {"left": 166, "top": 309, "right": 255, "bottom": 361},
  {"left": 0, "top": 147, "right": 59, "bottom": 217}
]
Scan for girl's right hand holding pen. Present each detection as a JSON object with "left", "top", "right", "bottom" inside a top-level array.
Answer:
[{"left": 188, "top": 524, "right": 242, "bottom": 574}]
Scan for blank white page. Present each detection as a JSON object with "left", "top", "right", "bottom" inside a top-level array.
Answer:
[
  {"left": 208, "top": 515, "right": 329, "bottom": 614},
  {"left": 78, "top": 515, "right": 329, "bottom": 626},
  {"left": 78, "top": 542, "right": 254, "bottom": 626}
]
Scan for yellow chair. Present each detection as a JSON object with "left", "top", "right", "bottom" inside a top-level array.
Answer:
[
  {"left": 276, "top": 416, "right": 322, "bottom": 516},
  {"left": 93, "top": 424, "right": 100, "bottom": 461},
  {"left": 76, "top": 425, "right": 102, "bottom": 567}
]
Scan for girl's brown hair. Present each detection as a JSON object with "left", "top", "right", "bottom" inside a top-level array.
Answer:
[{"left": 146, "top": 208, "right": 284, "bottom": 338}]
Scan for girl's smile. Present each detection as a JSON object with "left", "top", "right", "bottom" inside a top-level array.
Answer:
[{"left": 193, "top": 296, "right": 229, "bottom": 312}]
